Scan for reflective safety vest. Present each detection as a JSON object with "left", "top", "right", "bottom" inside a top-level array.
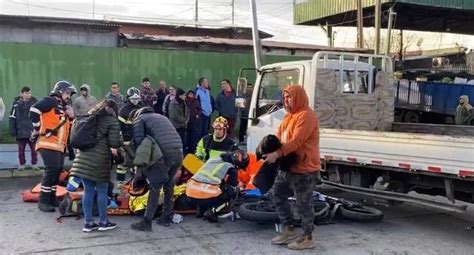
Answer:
[
  {"left": 36, "top": 108, "right": 71, "bottom": 152},
  {"left": 186, "top": 158, "right": 233, "bottom": 199},
  {"left": 192, "top": 158, "right": 233, "bottom": 185}
]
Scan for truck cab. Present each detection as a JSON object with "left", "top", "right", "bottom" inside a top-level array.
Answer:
[
  {"left": 238, "top": 51, "right": 474, "bottom": 211},
  {"left": 245, "top": 52, "right": 392, "bottom": 153}
]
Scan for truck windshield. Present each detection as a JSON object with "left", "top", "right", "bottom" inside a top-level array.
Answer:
[{"left": 256, "top": 69, "right": 300, "bottom": 117}]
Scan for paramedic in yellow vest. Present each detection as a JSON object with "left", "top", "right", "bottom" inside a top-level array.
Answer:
[
  {"left": 186, "top": 149, "right": 249, "bottom": 222},
  {"left": 195, "top": 116, "right": 238, "bottom": 162},
  {"left": 30, "top": 81, "right": 76, "bottom": 212}
]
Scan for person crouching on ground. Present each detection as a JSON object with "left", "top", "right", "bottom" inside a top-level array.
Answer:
[
  {"left": 70, "top": 100, "right": 122, "bottom": 233},
  {"left": 129, "top": 107, "right": 183, "bottom": 231},
  {"left": 186, "top": 149, "right": 249, "bottom": 222}
]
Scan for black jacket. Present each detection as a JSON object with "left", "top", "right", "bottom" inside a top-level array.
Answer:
[
  {"left": 154, "top": 89, "right": 169, "bottom": 115},
  {"left": 118, "top": 102, "right": 143, "bottom": 142},
  {"left": 133, "top": 107, "right": 183, "bottom": 157},
  {"left": 9, "top": 96, "right": 37, "bottom": 139}
]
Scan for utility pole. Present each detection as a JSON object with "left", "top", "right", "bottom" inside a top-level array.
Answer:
[
  {"left": 249, "top": 0, "right": 262, "bottom": 69},
  {"left": 195, "top": 0, "right": 199, "bottom": 25},
  {"left": 385, "top": 7, "right": 396, "bottom": 55},
  {"left": 374, "top": 0, "right": 382, "bottom": 54},
  {"left": 399, "top": 29, "right": 404, "bottom": 63},
  {"left": 327, "top": 23, "right": 334, "bottom": 47},
  {"left": 357, "top": 0, "right": 364, "bottom": 48},
  {"left": 231, "top": 0, "right": 235, "bottom": 26}
]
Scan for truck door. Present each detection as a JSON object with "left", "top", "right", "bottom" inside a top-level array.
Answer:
[{"left": 247, "top": 65, "right": 304, "bottom": 153}]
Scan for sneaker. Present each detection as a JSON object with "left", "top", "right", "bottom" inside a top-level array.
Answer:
[
  {"left": 17, "top": 165, "right": 25, "bottom": 171},
  {"left": 82, "top": 222, "right": 99, "bottom": 233},
  {"left": 31, "top": 164, "right": 40, "bottom": 171},
  {"left": 98, "top": 221, "right": 118, "bottom": 231},
  {"left": 218, "top": 211, "right": 234, "bottom": 219},
  {"left": 130, "top": 219, "right": 152, "bottom": 232}
]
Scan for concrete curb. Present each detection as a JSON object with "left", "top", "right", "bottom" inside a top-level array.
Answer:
[
  {"left": 0, "top": 170, "right": 12, "bottom": 178},
  {"left": 0, "top": 164, "right": 72, "bottom": 179},
  {"left": 12, "top": 169, "right": 43, "bottom": 178}
]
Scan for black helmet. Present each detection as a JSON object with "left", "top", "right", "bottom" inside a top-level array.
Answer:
[
  {"left": 126, "top": 87, "right": 141, "bottom": 100},
  {"left": 128, "top": 175, "right": 149, "bottom": 197},
  {"left": 221, "top": 149, "right": 249, "bottom": 169},
  {"left": 51, "top": 81, "right": 77, "bottom": 96}
]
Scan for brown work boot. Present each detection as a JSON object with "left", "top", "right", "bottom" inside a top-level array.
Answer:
[
  {"left": 287, "top": 235, "right": 315, "bottom": 250},
  {"left": 271, "top": 226, "right": 298, "bottom": 245}
]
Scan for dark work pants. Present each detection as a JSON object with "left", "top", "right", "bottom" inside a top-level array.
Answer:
[
  {"left": 39, "top": 149, "right": 64, "bottom": 205},
  {"left": 176, "top": 128, "right": 186, "bottom": 155},
  {"left": 186, "top": 126, "right": 196, "bottom": 154},
  {"left": 238, "top": 117, "right": 249, "bottom": 142},
  {"left": 144, "top": 153, "right": 183, "bottom": 221},
  {"left": 196, "top": 114, "right": 210, "bottom": 142},
  {"left": 272, "top": 171, "right": 320, "bottom": 236},
  {"left": 17, "top": 138, "right": 38, "bottom": 166},
  {"left": 190, "top": 186, "right": 237, "bottom": 214}
]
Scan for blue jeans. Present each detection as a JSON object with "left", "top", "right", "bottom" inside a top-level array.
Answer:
[{"left": 82, "top": 178, "right": 109, "bottom": 224}]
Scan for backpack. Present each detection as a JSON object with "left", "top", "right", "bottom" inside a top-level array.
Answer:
[
  {"left": 58, "top": 191, "right": 99, "bottom": 220},
  {"left": 69, "top": 114, "right": 98, "bottom": 150},
  {"left": 58, "top": 191, "right": 86, "bottom": 219}
]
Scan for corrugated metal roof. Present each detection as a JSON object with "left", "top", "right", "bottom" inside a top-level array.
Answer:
[
  {"left": 295, "top": 0, "right": 474, "bottom": 24},
  {"left": 0, "top": 14, "right": 120, "bottom": 27},
  {"left": 121, "top": 33, "right": 369, "bottom": 53},
  {"left": 294, "top": 0, "right": 474, "bottom": 34}
]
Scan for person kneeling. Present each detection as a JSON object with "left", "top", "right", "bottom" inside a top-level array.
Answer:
[{"left": 186, "top": 149, "right": 249, "bottom": 222}]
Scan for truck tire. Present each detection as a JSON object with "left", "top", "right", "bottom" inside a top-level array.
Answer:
[
  {"left": 237, "top": 201, "right": 279, "bottom": 223},
  {"left": 404, "top": 111, "right": 420, "bottom": 123},
  {"left": 338, "top": 205, "right": 383, "bottom": 222}
]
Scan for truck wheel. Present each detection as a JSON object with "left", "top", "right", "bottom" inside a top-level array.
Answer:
[
  {"left": 338, "top": 205, "right": 384, "bottom": 222},
  {"left": 404, "top": 111, "right": 420, "bottom": 123}
]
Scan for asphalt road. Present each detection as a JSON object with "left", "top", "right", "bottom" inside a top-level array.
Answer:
[{"left": 1, "top": 177, "right": 473, "bottom": 255}]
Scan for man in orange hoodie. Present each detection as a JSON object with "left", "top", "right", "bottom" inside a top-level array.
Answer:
[{"left": 264, "top": 85, "right": 320, "bottom": 250}]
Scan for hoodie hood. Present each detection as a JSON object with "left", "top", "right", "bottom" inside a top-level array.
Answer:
[
  {"left": 80, "top": 84, "right": 91, "bottom": 94},
  {"left": 283, "top": 85, "right": 309, "bottom": 113}
]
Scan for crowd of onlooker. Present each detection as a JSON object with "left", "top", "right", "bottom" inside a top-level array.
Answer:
[{"left": 6, "top": 76, "right": 254, "bottom": 169}]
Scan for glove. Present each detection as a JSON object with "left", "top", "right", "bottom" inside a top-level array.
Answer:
[{"left": 29, "top": 131, "right": 39, "bottom": 143}]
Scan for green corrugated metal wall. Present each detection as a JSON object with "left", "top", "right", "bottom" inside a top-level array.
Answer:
[
  {"left": 294, "top": 0, "right": 473, "bottom": 24},
  {"left": 0, "top": 42, "right": 303, "bottom": 140}
]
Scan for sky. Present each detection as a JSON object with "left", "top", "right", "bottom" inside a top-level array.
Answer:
[{"left": 1, "top": 0, "right": 474, "bottom": 51}]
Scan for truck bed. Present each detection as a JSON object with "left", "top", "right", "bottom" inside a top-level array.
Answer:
[
  {"left": 320, "top": 128, "right": 474, "bottom": 177},
  {"left": 392, "top": 122, "right": 474, "bottom": 137}
]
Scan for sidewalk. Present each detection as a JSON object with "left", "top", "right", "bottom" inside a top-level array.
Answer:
[{"left": 0, "top": 144, "right": 72, "bottom": 178}]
